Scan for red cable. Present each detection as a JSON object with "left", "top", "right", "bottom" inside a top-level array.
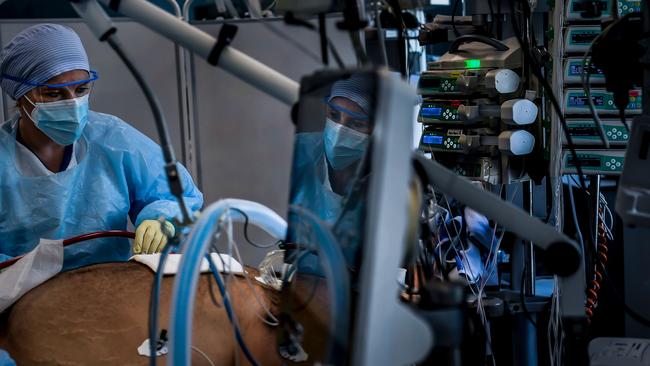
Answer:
[
  {"left": 585, "top": 207, "right": 608, "bottom": 324},
  {"left": 0, "top": 230, "right": 135, "bottom": 271},
  {"left": 63, "top": 230, "right": 135, "bottom": 245}
]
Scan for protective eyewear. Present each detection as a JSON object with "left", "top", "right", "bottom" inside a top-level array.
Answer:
[
  {"left": 1, "top": 70, "right": 99, "bottom": 88},
  {"left": 324, "top": 96, "right": 369, "bottom": 121}
]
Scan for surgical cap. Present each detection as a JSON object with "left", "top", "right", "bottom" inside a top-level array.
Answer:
[
  {"left": 328, "top": 74, "right": 374, "bottom": 115},
  {"left": 0, "top": 24, "right": 90, "bottom": 100}
]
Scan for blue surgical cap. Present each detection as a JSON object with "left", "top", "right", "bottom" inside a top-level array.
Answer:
[
  {"left": 0, "top": 24, "right": 90, "bottom": 100},
  {"left": 328, "top": 74, "right": 374, "bottom": 115}
]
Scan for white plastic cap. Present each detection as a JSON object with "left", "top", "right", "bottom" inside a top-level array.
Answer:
[
  {"left": 486, "top": 69, "right": 520, "bottom": 94},
  {"left": 501, "top": 99, "right": 538, "bottom": 125},
  {"left": 498, "top": 130, "right": 535, "bottom": 155}
]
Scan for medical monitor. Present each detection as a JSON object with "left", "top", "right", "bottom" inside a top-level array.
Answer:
[{"left": 279, "top": 69, "right": 432, "bottom": 365}]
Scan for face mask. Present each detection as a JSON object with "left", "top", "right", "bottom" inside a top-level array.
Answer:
[
  {"left": 323, "top": 118, "right": 369, "bottom": 170},
  {"left": 23, "top": 94, "right": 89, "bottom": 146}
]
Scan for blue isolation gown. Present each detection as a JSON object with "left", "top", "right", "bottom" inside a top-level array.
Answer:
[
  {"left": 288, "top": 132, "right": 367, "bottom": 272},
  {"left": 0, "top": 111, "right": 203, "bottom": 271}
]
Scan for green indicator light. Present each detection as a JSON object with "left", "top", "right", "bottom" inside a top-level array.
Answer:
[{"left": 465, "top": 59, "right": 481, "bottom": 69}]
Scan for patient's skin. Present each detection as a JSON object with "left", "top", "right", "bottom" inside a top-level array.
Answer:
[{"left": 0, "top": 262, "right": 283, "bottom": 366}]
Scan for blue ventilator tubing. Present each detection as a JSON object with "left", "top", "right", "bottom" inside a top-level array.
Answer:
[
  {"left": 288, "top": 205, "right": 351, "bottom": 365},
  {"left": 205, "top": 253, "right": 260, "bottom": 366},
  {"left": 168, "top": 199, "right": 287, "bottom": 366}
]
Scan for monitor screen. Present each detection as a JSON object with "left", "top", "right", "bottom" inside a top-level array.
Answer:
[
  {"left": 419, "top": 77, "right": 443, "bottom": 89},
  {"left": 571, "top": 31, "right": 598, "bottom": 44},
  {"left": 423, "top": 134, "right": 444, "bottom": 145},
  {"left": 281, "top": 71, "right": 378, "bottom": 364},
  {"left": 569, "top": 95, "right": 605, "bottom": 107},
  {"left": 287, "top": 72, "right": 376, "bottom": 267},
  {"left": 421, "top": 106, "right": 443, "bottom": 117},
  {"left": 569, "top": 63, "right": 603, "bottom": 76}
]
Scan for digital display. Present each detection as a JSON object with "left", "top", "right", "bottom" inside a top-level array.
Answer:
[
  {"left": 569, "top": 64, "right": 583, "bottom": 75},
  {"left": 569, "top": 64, "right": 603, "bottom": 75},
  {"left": 569, "top": 64, "right": 581, "bottom": 75},
  {"left": 569, "top": 95, "right": 605, "bottom": 106},
  {"left": 421, "top": 107, "right": 442, "bottom": 117},
  {"left": 571, "top": 32, "right": 599, "bottom": 44},
  {"left": 572, "top": 0, "right": 606, "bottom": 11},
  {"left": 592, "top": 95, "right": 605, "bottom": 106},
  {"left": 419, "top": 77, "right": 442, "bottom": 88},
  {"left": 568, "top": 156, "right": 602, "bottom": 167},
  {"left": 423, "top": 135, "right": 444, "bottom": 145},
  {"left": 568, "top": 126, "right": 598, "bottom": 136}
]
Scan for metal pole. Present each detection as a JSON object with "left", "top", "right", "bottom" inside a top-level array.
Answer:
[
  {"left": 98, "top": 0, "right": 300, "bottom": 106},
  {"left": 178, "top": 0, "right": 201, "bottom": 185},
  {"left": 511, "top": 181, "right": 538, "bottom": 366},
  {"left": 590, "top": 176, "right": 601, "bottom": 252},
  {"left": 524, "top": 180, "right": 536, "bottom": 296},
  {"left": 413, "top": 154, "right": 580, "bottom": 264}
]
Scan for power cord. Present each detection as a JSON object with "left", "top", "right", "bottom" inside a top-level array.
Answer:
[
  {"left": 283, "top": 12, "right": 345, "bottom": 68},
  {"left": 260, "top": 22, "right": 322, "bottom": 64},
  {"left": 520, "top": 268, "right": 538, "bottom": 328},
  {"left": 451, "top": 0, "right": 461, "bottom": 37},
  {"left": 487, "top": 0, "right": 496, "bottom": 37},
  {"left": 509, "top": 0, "right": 589, "bottom": 191},
  {"left": 619, "top": 108, "right": 631, "bottom": 133},
  {"left": 220, "top": 212, "right": 280, "bottom": 326},
  {"left": 387, "top": 0, "right": 408, "bottom": 76},
  {"left": 206, "top": 271, "right": 222, "bottom": 308},
  {"left": 229, "top": 207, "right": 282, "bottom": 249},
  {"left": 191, "top": 346, "right": 216, "bottom": 366},
  {"left": 283, "top": 205, "right": 351, "bottom": 365},
  {"left": 373, "top": 0, "right": 389, "bottom": 66},
  {"left": 148, "top": 241, "right": 174, "bottom": 366},
  {"left": 105, "top": 34, "right": 192, "bottom": 225},
  {"left": 319, "top": 13, "right": 329, "bottom": 65},
  {"left": 585, "top": 206, "right": 608, "bottom": 323},
  {"left": 206, "top": 253, "right": 262, "bottom": 366}
]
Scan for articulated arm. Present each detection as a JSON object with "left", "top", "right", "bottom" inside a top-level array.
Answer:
[
  {"left": 413, "top": 153, "right": 580, "bottom": 276},
  {"left": 168, "top": 199, "right": 287, "bottom": 366},
  {"left": 413, "top": 153, "right": 586, "bottom": 319},
  {"left": 70, "top": 0, "right": 299, "bottom": 105}
]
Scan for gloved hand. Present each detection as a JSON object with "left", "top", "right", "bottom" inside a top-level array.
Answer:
[{"left": 133, "top": 220, "right": 175, "bottom": 254}]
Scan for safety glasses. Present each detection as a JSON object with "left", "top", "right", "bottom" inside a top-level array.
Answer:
[
  {"left": 324, "top": 96, "right": 371, "bottom": 134},
  {"left": 324, "top": 96, "right": 369, "bottom": 121},
  {"left": 1, "top": 69, "right": 99, "bottom": 88}
]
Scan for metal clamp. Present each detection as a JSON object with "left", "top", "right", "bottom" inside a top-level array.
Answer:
[{"left": 207, "top": 23, "right": 238, "bottom": 65}]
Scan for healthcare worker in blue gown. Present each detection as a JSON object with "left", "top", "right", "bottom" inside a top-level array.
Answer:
[
  {"left": 0, "top": 24, "right": 203, "bottom": 271},
  {"left": 290, "top": 74, "right": 374, "bottom": 271}
]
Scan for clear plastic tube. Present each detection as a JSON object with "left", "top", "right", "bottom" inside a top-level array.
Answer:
[{"left": 168, "top": 198, "right": 286, "bottom": 366}]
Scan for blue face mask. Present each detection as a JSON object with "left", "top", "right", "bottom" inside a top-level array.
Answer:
[
  {"left": 323, "top": 118, "right": 369, "bottom": 170},
  {"left": 24, "top": 94, "right": 89, "bottom": 146}
]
